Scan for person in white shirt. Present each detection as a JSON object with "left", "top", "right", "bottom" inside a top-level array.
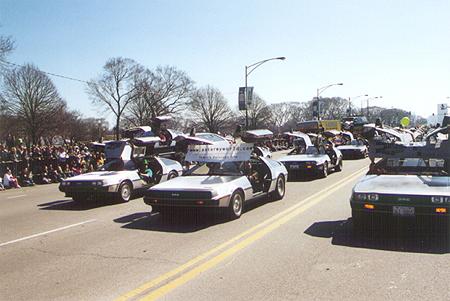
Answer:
[{"left": 3, "top": 168, "right": 21, "bottom": 188}]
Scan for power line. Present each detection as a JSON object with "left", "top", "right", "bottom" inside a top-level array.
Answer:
[{"left": 0, "top": 59, "right": 89, "bottom": 84}]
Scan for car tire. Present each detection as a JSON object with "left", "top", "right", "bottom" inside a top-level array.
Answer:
[
  {"left": 320, "top": 162, "right": 329, "bottom": 178},
  {"left": 335, "top": 159, "right": 343, "bottom": 172},
  {"left": 117, "top": 181, "right": 132, "bottom": 203},
  {"left": 167, "top": 171, "right": 178, "bottom": 180},
  {"left": 227, "top": 191, "right": 244, "bottom": 219},
  {"left": 271, "top": 175, "right": 286, "bottom": 201}
]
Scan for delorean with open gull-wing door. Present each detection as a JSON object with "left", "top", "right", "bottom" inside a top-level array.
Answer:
[
  {"left": 143, "top": 143, "right": 288, "bottom": 219},
  {"left": 59, "top": 139, "right": 182, "bottom": 203},
  {"left": 279, "top": 131, "right": 343, "bottom": 178},
  {"left": 350, "top": 124, "right": 450, "bottom": 232},
  {"left": 336, "top": 131, "right": 369, "bottom": 159}
]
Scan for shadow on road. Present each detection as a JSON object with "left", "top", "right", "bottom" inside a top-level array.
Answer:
[
  {"left": 38, "top": 199, "right": 119, "bottom": 211},
  {"left": 287, "top": 176, "right": 317, "bottom": 182},
  {"left": 113, "top": 210, "right": 230, "bottom": 233},
  {"left": 304, "top": 218, "right": 450, "bottom": 254},
  {"left": 114, "top": 195, "right": 272, "bottom": 233}
]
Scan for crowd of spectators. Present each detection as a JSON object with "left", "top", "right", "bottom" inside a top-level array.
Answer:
[{"left": 0, "top": 143, "right": 105, "bottom": 191}]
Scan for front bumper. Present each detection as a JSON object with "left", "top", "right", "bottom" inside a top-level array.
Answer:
[
  {"left": 351, "top": 201, "right": 450, "bottom": 217},
  {"left": 340, "top": 150, "right": 365, "bottom": 159},
  {"left": 144, "top": 197, "right": 222, "bottom": 208},
  {"left": 283, "top": 162, "right": 322, "bottom": 176},
  {"left": 59, "top": 184, "right": 118, "bottom": 196}
]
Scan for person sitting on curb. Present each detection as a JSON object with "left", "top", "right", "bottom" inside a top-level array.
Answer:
[{"left": 3, "top": 168, "right": 21, "bottom": 189}]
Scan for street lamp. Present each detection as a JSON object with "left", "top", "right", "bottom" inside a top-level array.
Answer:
[
  {"left": 245, "top": 56, "right": 286, "bottom": 129},
  {"left": 316, "top": 82, "right": 343, "bottom": 120},
  {"left": 348, "top": 94, "right": 368, "bottom": 116},
  {"left": 366, "top": 96, "right": 383, "bottom": 118}
]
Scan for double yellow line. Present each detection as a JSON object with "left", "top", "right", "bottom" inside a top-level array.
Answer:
[{"left": 116, "top": 166, "right": 367, "bottom": 301}]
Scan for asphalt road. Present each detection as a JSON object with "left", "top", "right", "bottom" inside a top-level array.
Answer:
[{"left": 1, "top": 154, "right": 449, "bottom": 301}]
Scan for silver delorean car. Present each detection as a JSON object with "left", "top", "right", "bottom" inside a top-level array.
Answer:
[
  {"left": 351, "top": 125, "right": 450, "bottom": 231},
  {"left": 280, "top": 132, "right": 343, "bottom": 178},
  {"left": 143, "top": 143, "right": 288, "bottom": 219},
  {"left": 59, "top": 140, "right": 182, "bottom": 203}
]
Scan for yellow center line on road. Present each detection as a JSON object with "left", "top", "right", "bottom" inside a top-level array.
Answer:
[{"left": 116, "top": 166, "right": 368, "bottom": 301}]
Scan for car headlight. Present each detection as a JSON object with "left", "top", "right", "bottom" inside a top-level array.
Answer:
[
  {"left": 354, "top": 193, "right": 379, "bottom": 201},
  {"left": 431, "top": 196, "right": 450, "bottom": 203},
  {"left": 62, "top": 181, "right": 69, "bottom": 186}
]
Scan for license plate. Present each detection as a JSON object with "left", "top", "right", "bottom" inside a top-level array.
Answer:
[
  {"left": 393, "top": 206, "right": 415, "bottom": 217},
  {"left": 290, "top": 164, "right": 300, "bottom": 169}
]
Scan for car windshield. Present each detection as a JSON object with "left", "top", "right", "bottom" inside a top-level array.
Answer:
[
  {"left": 196, "top": 133, "right": 225, "bottom": 142},
  {"left": 185, "top": 162, "right": 244, "bottom": 176},
  {"left": 350, "top": 140, "right": 365, "bottom": 146},
  {"left": 369, "top": 158, "right": 448, "bottom": 176}
]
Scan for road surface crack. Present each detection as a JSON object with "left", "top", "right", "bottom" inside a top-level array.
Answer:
[{"left": 28, "top": 247, "right": 180, "bottom": 265}]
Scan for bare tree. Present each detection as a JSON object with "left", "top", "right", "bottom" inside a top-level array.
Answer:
[
  {"left": 0, "top": 35, "right": 14, "bottom": 70},
  {"left": 267, "top": 102, "right": 293, "bottom": 133},
  {"left": 240, "top": 94, "right": 272, "bottom": 129},
  {"left": 87, "top": 57, "right": 143, "bottom": 139},
  {"left": 139, "top": 66, "right": 194, "bottom": 116},
  {"left": 123, "top": 66, "right": 194, "bottom": 127},
  {"left": 317, "top": 97, "right": 348, "bottom": 120},
  {"left": 0, "top": 64, "right": 65, "bottom": 144},
  {"left": 188, "top": 86, "right": 235, "bottom": 133}
]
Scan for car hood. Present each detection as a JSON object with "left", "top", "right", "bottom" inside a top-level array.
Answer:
[
  {"left": 279, "top": 154, "right": 330, "bottom": 164},
  {"left": 337, "top": 145, "right": 366, "bottom": 151},
  {"left": 150, "top": 175, "right": 242, "bottom": 191},
  {"left": 354, "top": 175, "right": 450, "bottom": 196},
  {"left": 65, "top": 171, "right": 136, "bottom": 182}
]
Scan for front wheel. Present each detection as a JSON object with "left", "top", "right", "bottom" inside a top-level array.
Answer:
[
  {"left": 320, "top": 162, "right": 329, "bottom": 178},
  {"left": 167, "top": 171, "right": 178, "bottom": 180},
  {"left": 335, "top": 159, "right": 343, "bottom": 172},
  {"left": 117, "top": 182, "right": 132, "bottom": 202},
  {"left": 227, "top": 191, "right": 244, "bottom": 219},
  {"left": 271, "top": 176, "right": 285, "bottom": 201}
]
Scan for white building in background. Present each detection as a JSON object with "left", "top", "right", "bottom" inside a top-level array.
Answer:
[{"left": 428, "top": 103, "right": 448, "bottom": 126}]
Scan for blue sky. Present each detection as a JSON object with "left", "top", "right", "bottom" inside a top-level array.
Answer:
[{"left": 1, "top": 0, "right": 449, "bottom": 122}]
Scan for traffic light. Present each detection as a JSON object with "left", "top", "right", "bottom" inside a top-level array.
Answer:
[{"left": 312, "top": 98, "right": 319, "bottom": 118}]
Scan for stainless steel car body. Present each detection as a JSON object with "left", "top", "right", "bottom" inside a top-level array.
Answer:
[
  {"left": 144, "top": 156, "right": 287, "bottom": 209},
  {"left": 59, "top": 140, "right": 183, "bottom": 200}
]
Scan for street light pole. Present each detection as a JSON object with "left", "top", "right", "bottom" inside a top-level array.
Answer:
[
  {"left": 316, "top": 83, "right": 343, "bottom": 120},
  {"left": 348, "top": 94, "right": 368, "bottom": 116},
  {"left": 245, "top": 65, "right": 248, "bottom": 129},
  {"left": 244, "top": 56, "right": 285, "bottom": 129},
  {"left": 366, "top": 96, "right": 383, "bottom": 118}
]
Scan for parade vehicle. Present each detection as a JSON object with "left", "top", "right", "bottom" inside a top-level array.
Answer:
[
  {"left": 350, "top": 124, "right": 450, "bottom": 232},
  {"left": 143, "top": 143, "right": 288, "bottom": 219},
  {"left": 342, "top": 116, "right": 369, "bottom": 134},
  {"left": 123, "top": 116, "right": 184, "bottom": 155},
  {"left": 279, "top": 132, "right": 343, "bottom": 178},
  {"left": 335, "top": 131, "right": 369, "bottom": 159},
  {"left": 59, "top": 140, "right": 183, "bottom": 203},
  {"left": 297, "top": 120, "right": 341, "bottom": 134},
  {"left": 241, "top": 129, "right": 273, "bottom": 158}
]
